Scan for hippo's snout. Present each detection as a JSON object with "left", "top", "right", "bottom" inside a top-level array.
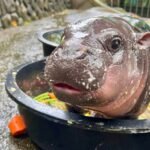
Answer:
[{"left": 45, "top": 45, "right": 107, "bottom": 92}]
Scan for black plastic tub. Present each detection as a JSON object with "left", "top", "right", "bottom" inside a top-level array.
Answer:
[
  {"left": 5, "top": 59, "right": 150, "bottom": 150},
  {"left": 38, "top": 29, "right": 64, "bottom": 56}
]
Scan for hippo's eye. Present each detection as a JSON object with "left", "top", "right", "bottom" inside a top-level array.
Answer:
[{"left": 109, "top": 36, "right": 122, "bottom": 52}]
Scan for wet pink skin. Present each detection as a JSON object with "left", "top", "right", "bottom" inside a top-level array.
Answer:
[
  {"left": 45, "top": 17, "right": 150, "bottom": 118},
  {"left": 89, "top": 61, "right": 148, "bottom": 117},
  {"left": 51, "top": 59, "right": 146, "bottom": 118}
]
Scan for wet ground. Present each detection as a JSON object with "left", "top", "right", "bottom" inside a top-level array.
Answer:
[{"left": 0, "top": 7, "right": 119, "bottom": 150}]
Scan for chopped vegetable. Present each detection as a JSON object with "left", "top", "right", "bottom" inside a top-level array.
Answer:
[
  {"left": 138, "top": 104, "right": 150, "bottom": 120},
  {"left": 8, "top": 115, "right": 27, "bottom": 137},
  {"left": 34, "top": 92, "right": 50, "bottom": 101},
  {"left": 48, "top": 92, "right": 57, "bottom": 99},
  {"left": 34, "top": 92, "right": 150, "bottom": 120},
  {"left": 34, "top": 92, "right": 67, "bottom": 111}
]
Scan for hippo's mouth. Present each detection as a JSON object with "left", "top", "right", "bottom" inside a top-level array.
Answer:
[{"left": 53, "top": 83, "right": 82, "bottom": 95}]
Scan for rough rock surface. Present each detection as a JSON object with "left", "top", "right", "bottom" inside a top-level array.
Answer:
[{"left": 0, "top": 0, "right": 72, "bottom": 28}]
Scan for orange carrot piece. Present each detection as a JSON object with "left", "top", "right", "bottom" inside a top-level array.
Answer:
[
  {"left": 8, "top": 115, "right": 27, "bottom": 137},
  {"left": 48, "top": 92, "right": 57, "bottom": 99}
]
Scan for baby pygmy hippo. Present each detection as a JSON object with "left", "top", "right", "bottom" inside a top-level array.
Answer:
[{"left": 44, "top": 17, "right": 150, "bottom": 118}]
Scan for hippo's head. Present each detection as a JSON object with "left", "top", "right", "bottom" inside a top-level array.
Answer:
[{"left": 44, "top": 17, "right": 150, "bottom": 118}]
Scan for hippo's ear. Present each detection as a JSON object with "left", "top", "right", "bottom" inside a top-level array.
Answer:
[{"left": 137, "top": 32, "right": 150, "bottom": 48}]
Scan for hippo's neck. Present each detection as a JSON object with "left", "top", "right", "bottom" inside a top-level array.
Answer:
[{"left": 128, "top": 48, "right": 150, "bottom": 116}]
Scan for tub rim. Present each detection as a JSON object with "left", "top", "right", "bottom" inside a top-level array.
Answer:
[{"left": 5, "top": 59, "right": 150, "bottom": 134}]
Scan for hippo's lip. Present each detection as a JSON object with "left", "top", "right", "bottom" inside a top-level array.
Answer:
[{"left": 52, "top": 83, "right": 82, "bottom": 95}]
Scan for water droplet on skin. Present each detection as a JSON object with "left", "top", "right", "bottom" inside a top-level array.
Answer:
[
  {"left": 131, "top": 80, "right": 134, "bottom": 85},
  {"left": 82, "top": 82, "right": 85, "bottom": 86},
  {"left": 133, "top": 99, "right": 137, "bottom": 104},
  {"left": 125, "top": 91, "right": 128, "bottom": 95},
  {"left": 131, "top": 88, "right": 135, "bottom": 95},
  {"left": 128, "top": 55, "right": 131, "bottom": 59},
  {"left": 86, "top": 84, "right": 89, "bottom": 90},
  {"left": 87, "top": 71, "right": 96, "bottom": 83},
  {"left": 104, "top": 67, "right": 107, "bottom": 72}
]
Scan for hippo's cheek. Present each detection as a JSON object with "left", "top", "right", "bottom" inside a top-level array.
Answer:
[
  {"left": 45, "top": 56, "right": 107, "bottom": 91},
  {"left": 90, "top": 65, "right": 128, "bottom": 106}
]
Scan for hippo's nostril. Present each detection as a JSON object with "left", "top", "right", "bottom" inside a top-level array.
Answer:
[
  {"left": 76, "top": 53, "right": 87, "bottom": 59},
  {"left": 86, "top": 49, "right": 93, "bottom": 55},
  {"left": 53, "top": 51, "right": 59, "bottom": 57},
  {"left": 76, "top": 49, "right": 93, "bottom": 60},
  {"left": 53, "top": 47, "right": 63, "bottom": 58}
]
